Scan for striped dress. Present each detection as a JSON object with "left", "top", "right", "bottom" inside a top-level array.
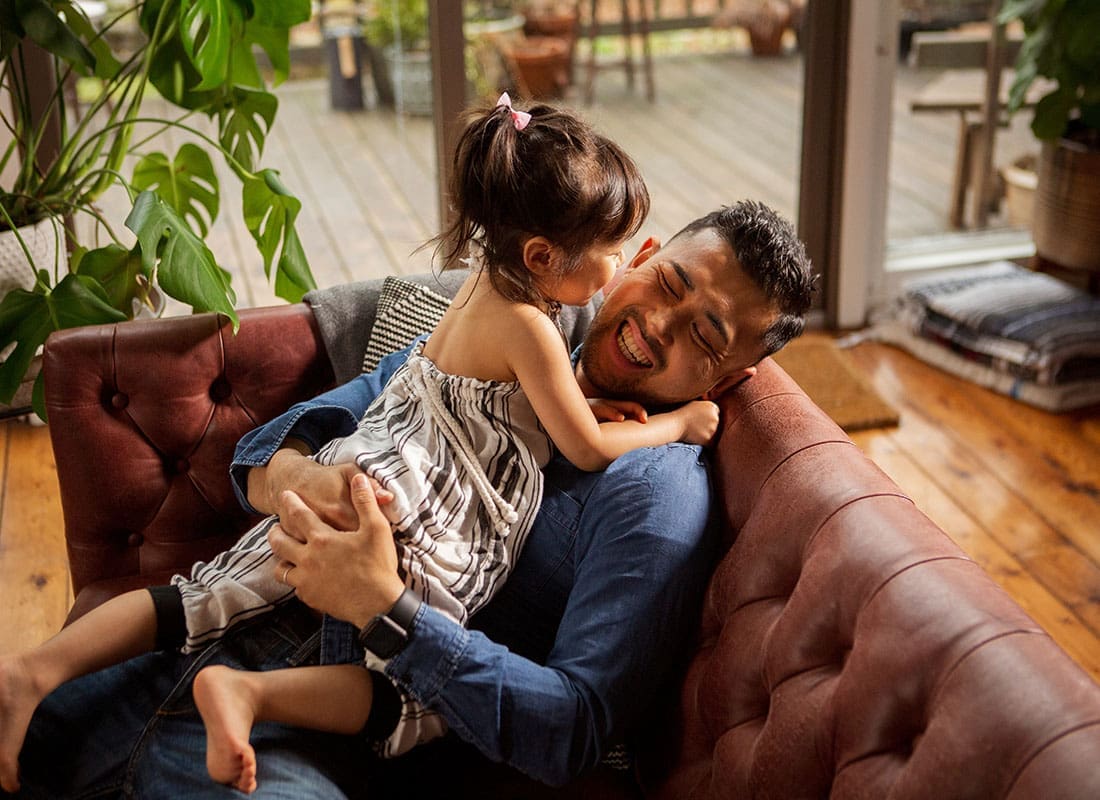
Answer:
[{"left": 171, "top": 342, "right": 551, "bottom": 727}]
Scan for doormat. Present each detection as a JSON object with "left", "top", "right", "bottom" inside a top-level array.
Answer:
[{"left": 772, "top": 338, "right": 900, "bottom": 432}]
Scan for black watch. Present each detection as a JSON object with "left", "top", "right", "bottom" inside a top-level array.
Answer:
[{"left": 358, "top": 588, "right": 421, "bottom": 659}]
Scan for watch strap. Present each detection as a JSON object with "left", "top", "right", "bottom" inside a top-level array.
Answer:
[{"left": 386, "top": 587, "right": 421, "bottom": 631}]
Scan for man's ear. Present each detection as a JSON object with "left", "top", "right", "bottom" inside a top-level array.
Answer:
[
  {"left": 627, "top": 236, "right": 660, "bottom": 269},
  {"left": 606, "top": 236, "right": 661, "bottom": 293},
  {"left": 521, "top": 236, "right": 556, "bottom": 276},
  {"left": 702, "top": 366, "right": 756, "bottom": 400}
]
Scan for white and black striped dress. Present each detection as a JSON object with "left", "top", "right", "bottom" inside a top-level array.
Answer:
[{"left": 171, "top": 341, "right": 552, "bottom": 653}]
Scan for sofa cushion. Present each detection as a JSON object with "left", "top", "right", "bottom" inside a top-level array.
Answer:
[{"left": 361, "top": 277, "right": 452, "bottom": 372}]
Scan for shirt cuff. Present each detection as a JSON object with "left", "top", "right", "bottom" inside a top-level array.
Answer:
[{"left": 384, "top": 603, "right": 469, "bottom": 704}]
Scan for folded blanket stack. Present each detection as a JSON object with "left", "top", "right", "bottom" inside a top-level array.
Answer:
[{"left": 876, "top": 262, "right": 1100, "bottom": 411}]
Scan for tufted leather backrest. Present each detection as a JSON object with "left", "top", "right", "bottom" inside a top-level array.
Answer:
[
  {"left": 44, "top": 305, "right": 334, "bottom": 619},
  {"left": 638, "top": 358, "right": 1100, "bottom": 799}
]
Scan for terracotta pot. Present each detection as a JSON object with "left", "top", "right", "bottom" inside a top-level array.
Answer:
[
  {"left": 506, "top": 35, "right": 569, "bottom": 100},
  {"left": 1032, "top": 127, "right": 1100, "bottom": 273},
  {"left": 523, "top": 10, "right": 578, "bottom": 84}
]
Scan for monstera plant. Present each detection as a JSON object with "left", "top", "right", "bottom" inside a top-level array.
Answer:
[
  {"left": 0, "top": 0, "right": 317, "bottom": 415},
  {"left": 1000, "top": 0, "right": 1100, "bottom": 278}
]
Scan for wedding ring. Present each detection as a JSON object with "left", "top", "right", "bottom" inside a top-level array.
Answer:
[{"left": 282, "top": 564, "right": 294, "bottom": 584}]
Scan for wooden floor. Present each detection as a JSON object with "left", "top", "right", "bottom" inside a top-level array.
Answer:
[{"left": 3, "top": 337, "right": 1099, "bottom": 682}]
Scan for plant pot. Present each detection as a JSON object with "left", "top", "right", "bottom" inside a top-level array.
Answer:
[
  {"left": 523, "top": 10, "right": 578, "bottom": 85},
  {"left": 0, "top": 353, "right": 40, "bottom": 418},
  {"left": 1001, "top": 154, "right": 1038, "bottom": 230},
  {"left": 466, "top": 12, "right": 527, "bottom": 100},
  {"left": 383, "top": 46, "right": 433, "bottom": 116},
  {"left": 0, "top": 218, "right": 67, "bottom": 297},
  {"left": 505, "top": 35, "right": 569, "bottom": 100},
  {"left": 747, "top": 24, "right": 786, "bottom": 56},
  {"left": 1032, "top": 128, "right": 1100, "bottom": 273}
]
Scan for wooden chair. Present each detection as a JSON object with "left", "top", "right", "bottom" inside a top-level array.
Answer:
[{"left": 582, "top": 0, "right": 655, "bottom": 104}]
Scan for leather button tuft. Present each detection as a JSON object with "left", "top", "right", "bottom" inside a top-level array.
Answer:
[
  {"left": 175, "top": 458, "right": 190, "bottom": 474},
  {"left": 111, "top": 393, "right": 128, "bottom": 409},
  {"left": 210, "top": 378, "right": 231, "bottom": 401},
  {"left": 127, "top": 533, "right": 144, "bottom": 548}
]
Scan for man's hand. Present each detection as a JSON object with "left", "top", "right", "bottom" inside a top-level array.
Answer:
[
  {"left": 268, "top": 472, "right": 405, "bottom": 628},
  {"left": 248, "top": 446, "right": 361, "bottom": 530}
]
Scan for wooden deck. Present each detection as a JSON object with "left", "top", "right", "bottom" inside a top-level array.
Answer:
[{"left": 87, "top": 47, "right": 1039, "bottom": 310}]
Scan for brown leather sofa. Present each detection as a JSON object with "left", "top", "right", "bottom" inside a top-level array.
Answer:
[{"left": 43, "top": 286, "right": 1100, "bottom": 798}]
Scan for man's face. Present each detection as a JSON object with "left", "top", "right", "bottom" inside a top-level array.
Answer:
[{"left": 577, "top": 228, "right": 778, "bottom": 405}]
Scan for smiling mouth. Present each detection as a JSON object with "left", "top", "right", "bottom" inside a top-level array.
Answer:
[{"left": 617, "top": 321, "right": 653, "bottom": 368}]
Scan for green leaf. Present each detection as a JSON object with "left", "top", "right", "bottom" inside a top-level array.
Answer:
[
  {"left": 217, "top": 87, "right": 277, "bottom": 173},
  {"left": 0, "top": 0, "right": 24, "bottom": 62},
  {"left": 71, "top": 243, "right": 145, "bottom": 312},
  {"left": 53, "top": 0, "right": 122, "bottom": 80},
  {"left": 227, "top": 28, "right": 263, "bottom": 88},
  {"left": 0, "top": 275, "right": 126, "bottom": 402},
  {"left": 237, "top": 22, "right": 289, "bottom": 85},
  {"left": 251, "top": 0, "right": 310, "bottom": 28},
  {"left": 1032, "top": 86, "right": 1077, "bottom": 139},
  {"left": 125, "top": 190, "right": 239, "bottom": 328},
  {"left": 132, "top": 143, "right": 220, "bottom": 236},
  {"left": 180, "top": 0, "right": 243, "bottom": 91},
  {"left": 273, "top": 222, "right": 312, "bottom": 301},
  {"left": 14, "top": 0, "right": 96, "bottom": 71},
  {"left": 998, "top": 0, "right": 1045, "bottom": 26},
  {"left": 242, "top": 170, "right": 315, "bottom": 302}
]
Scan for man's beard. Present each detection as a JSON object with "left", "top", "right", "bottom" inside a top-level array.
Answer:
[{"left": 579, "top": 311, "right": 667, "bottom": 406}]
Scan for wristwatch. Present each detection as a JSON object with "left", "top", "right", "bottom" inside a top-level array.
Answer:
[{"left": 358, "top": 588, "right": 421, "bottom": 659}]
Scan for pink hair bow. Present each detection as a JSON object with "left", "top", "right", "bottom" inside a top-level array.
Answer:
[{"left": 496, "top": 92, "right": 531, "bottom": 131}]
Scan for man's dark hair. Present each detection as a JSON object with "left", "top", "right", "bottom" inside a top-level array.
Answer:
[{"left": 672, "top": 200, "right": 816, "bottom": 356}]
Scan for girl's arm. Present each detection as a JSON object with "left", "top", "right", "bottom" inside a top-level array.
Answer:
[{"left": 507, "top": 309, "right": 719, "bottom": 472}]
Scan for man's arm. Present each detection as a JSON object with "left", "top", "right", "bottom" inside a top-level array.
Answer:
[
  {"left": 230, "top": 343, "right": 418, "bottom": 516},
  {"left": 271, "top": 443, "right": 716, "bottom": 786}
]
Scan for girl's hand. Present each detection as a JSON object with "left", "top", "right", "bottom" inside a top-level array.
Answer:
[
  {"left": 588, "top": 398, "right": 649, "bottom": 423},
  {"left": 252, "top": 449, "right": 392, "bottom": 530},
  {"left": 675, "top": 400, "right": 721, "bottom": 447}
]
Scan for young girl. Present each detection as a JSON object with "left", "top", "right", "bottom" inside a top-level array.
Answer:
[{"left": 0, "top": 95, "right": 719, "bottom": 794}]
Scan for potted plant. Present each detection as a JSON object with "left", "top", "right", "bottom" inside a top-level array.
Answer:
[
  {"left": 520, "top": 1, "right": 578, "bottom": 86},
  {"left": 1000, "top": 0, "right": 1100, "bottom": 278},
  {"left": 713, "top": 0, "right": 792, "bottom": 57},
  {"left": 465, "top": 0, "right": 525, "bottom": 101},
  {"left": 0, "top": 0, "right": 317, "bottom": 417},
  {"left": 365, "top": 0, "right": 432, "bottom": 115}
]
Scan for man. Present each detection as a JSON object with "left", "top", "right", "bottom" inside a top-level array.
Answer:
[{"left": 9, "top": 201, "right": 813, "bottom": 797}]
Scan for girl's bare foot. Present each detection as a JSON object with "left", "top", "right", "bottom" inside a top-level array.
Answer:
[
  {"left": 0, "top": 654, "right": 46, "bottom": 793},
  {"left": 193, "top": 665, "right": 260, "bottom": 794}
]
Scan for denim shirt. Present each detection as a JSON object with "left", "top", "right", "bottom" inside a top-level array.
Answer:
[{"left": 230, "top": 342, "right": 718, "bottom": 786}]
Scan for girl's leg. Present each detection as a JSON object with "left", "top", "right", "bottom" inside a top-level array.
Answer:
[
  {"left": 0, "top": 589, "right": 158, "bottom": 793},
  {"left": 192, "top": 663, "right": 373, "bottom": 794}
]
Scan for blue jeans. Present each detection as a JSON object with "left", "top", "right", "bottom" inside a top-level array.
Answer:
[{"left": 10, "top": 603, "right": 374, "bottom": 799}]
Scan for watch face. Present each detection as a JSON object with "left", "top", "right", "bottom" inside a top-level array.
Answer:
[{"left": 361, "top": 615, "right": 407, "bottom": 659}]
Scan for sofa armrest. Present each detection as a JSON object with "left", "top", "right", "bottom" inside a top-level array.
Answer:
[
  {"left": 43, "top": 305, "right": 335, "bottom": 619},
  {"left": 638, "top": 357, "right": 1100, "bottom": 798}
]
